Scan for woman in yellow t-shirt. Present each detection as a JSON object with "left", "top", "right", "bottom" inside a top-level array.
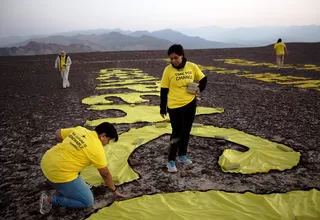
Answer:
[
  {"left": 160, "top": 44, "right": 207, "bottom": 172},
  {"left": 39, "top": 122, "right": 126, "bottom": 214},
  {"left": 274, "top": 38, "right": 288, "bottom": 70}
]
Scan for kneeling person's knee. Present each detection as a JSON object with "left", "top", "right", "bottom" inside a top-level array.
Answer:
[{"left": 82, "top": 193, "right": 94, "bottom": 208}]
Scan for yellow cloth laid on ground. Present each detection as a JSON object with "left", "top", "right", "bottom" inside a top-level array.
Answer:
[
  {"left": 82, "top": 92, "right": 160, "bottom": 105},
  {"left": 84, "top": 105, "right": 223, "bottom": 126},
  {"left": 96, "top": 84, "right": 160, "bottom": 92},
  {"left": 98, "top": 79, "right": 158, "bottom": 86},
  {"left": 86, "top": 189, "right": 320, "bottom": 220},
  {"left": 81, "top": 124, "right": 300, "bottom": 186},
  {"left": 213, "top": 58, "right": 320, "bottom": 71}
]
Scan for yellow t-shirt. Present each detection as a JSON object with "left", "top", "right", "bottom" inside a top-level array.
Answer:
[
  {"left": 274, "top": 42, "right": 286, "bottom": 55},
  {"left": 160, "top": 61, "right": 205, "bottom": 109},
  {"left": 41, "top": 126, "right": 107, "bottom": 183},
  {"left": 60, "top": 56, "right": 66, "bottom": 70}
]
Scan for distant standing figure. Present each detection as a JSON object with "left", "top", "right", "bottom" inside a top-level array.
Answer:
[
  {"left": 160, "top": 44, "right": 207, "bottom": 172},
  {"left": 274, "top": 38, "right": 288, "bottom": 70},
  {"left": 55, "top": 51, "right": 72, "bottom": 88}
]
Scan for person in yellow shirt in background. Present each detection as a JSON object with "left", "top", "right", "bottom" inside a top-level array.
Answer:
[
  {"left": 274, "top": 38, "right": 288, "bottom": 70},
  {"left": 160, "top": 44, "right": 207, "bottom": 172},
  {"left": 39, "top": 122, "right": 126, "bottom": 214},
  {"left": 55, "top": 51, "right": 72, "bottom": 88}
]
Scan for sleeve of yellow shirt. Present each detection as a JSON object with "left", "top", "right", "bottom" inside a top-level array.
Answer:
[
  {"left": 160, "top": 68, "right": 170, "bottom": 88},
  {"left": 193, "top": 64, "right": 205, "bottom": 81},
  {"left": 61, "top": 128, "right": 74, "bottom": 140}
]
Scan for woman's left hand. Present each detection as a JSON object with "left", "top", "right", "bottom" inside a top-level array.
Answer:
[{"left": 195, "top": 87, "right": 200, "bottom": 94}]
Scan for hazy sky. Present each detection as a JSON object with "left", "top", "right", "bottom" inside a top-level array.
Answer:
[{"left": 0, "top": 0, "right": 319, "bottom": 38}]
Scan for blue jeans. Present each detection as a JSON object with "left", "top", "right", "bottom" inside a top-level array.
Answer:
[{"left": 48, "top": 175, "right": 94, "bottom": 208}]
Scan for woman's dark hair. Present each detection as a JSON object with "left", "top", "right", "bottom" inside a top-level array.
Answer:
[
  {"left": 167, "top": 44, "right": 185, "bottom": 57},
  {"left": 277, "top": 38, "right": 282, "bottom": 43},
  {"left": 95, "top": 122, "right": 118, "bottom": 142}
]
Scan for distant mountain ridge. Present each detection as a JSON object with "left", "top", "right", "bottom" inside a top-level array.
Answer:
[
  {"left": 11, "top": 32, "right": 173, "bottom": 51},
  {"left": 9, "top": 30, "right": 238, "bottom": 50},
  {"left": 0, "top": 28, "right": 131, "bottom": 47},
  {"left": 0, "top": 41, "right": 94, "bottom": 56},
  {"left": 129, "top": 29, "right": 239, "bottom": 49},
  {"left": 0, "top": 33, "right": 175, "bottom": 56},
  {"left": 0, "top": 30, "right": 239, "bottom": 56},
  {"left": 1, "top": 25, "right": 319, "bottom": 56},
  {"left": 1, "top": 25, "right": 319, "bottom": 48}
]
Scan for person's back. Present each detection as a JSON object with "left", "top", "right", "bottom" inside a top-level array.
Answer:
[
  {"left": 41, "top": 126, "right": 106, "bottom": 183},
  {"left": 273, "top": 39, "right": 288, "bottom": 69},
  {"left": 274, "top": 42, "right": 286, "bottom": 55}
]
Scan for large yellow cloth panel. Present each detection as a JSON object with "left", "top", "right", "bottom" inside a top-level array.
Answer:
[
  {"left": 82, "top": 92, "right": 160, "bottom": 105},
  {"left": 96, "top": 84, "right": 160, "bottom": 92},
  {"left": 84, "top": 105, "right": 223, "bottom": 126},
  {"left": 214, "top": 58, "right": 320, "bottom": 71},
  {"left": 99, "top": 76, "right": 156, "bottom": 81},
  {"left": 192, "top": 126, "right": 300, "bottom": 173},
  {"left": 81, "top": 124, "right": 299, "bottom": 186},
  {"left": 86, "top": 189, "right": 320, "bottom": 220},
  {"left": 99, "top": 79, "right": 158, "bottom": 86},
  {"left": 237, "top": 73, "right": 309, "bottom": 82},
  {"left": 81, "top": 125, "right": 171, "bottom": 186},
  {"left": 278, "top": 80, "right": 320, "bottom": 89},
  {"left": 99, "top": 68, "right": 141, "bottom": 74},
  {"left": 238, "top": 73, "right": 320, "bottom": 90}
]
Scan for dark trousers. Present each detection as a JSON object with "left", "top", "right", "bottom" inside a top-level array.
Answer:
[{"left": 167, "top": 98, "right": 196, "bottom": 161}]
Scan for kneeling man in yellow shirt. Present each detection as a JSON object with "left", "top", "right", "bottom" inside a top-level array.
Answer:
[{"left": 39, "top": 122, "right": 125, "bottom": 214}]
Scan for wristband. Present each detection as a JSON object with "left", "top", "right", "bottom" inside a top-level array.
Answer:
[{"left": 112, "top": 187, "right": 117, "bottom": 192}]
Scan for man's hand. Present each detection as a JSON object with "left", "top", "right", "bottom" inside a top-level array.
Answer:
[
  {"left": 195, "top": 87, "right": 200, "bottom": 94},
  {"left": 160, "top": 114, "right": 166, "bottom": 119},
  {"left": 113, "top": 189, "right": 127, "bottom": 198},
  {"left": 98, "top": 167, "right": 120, "bottom": 195}
]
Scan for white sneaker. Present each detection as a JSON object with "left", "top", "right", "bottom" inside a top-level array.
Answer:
[
  {"left": 39, "top": 192, "right": 52, "bottom": 215},
  {"left": 167, "top": 160, "right": 177, "bottom": 172}
]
